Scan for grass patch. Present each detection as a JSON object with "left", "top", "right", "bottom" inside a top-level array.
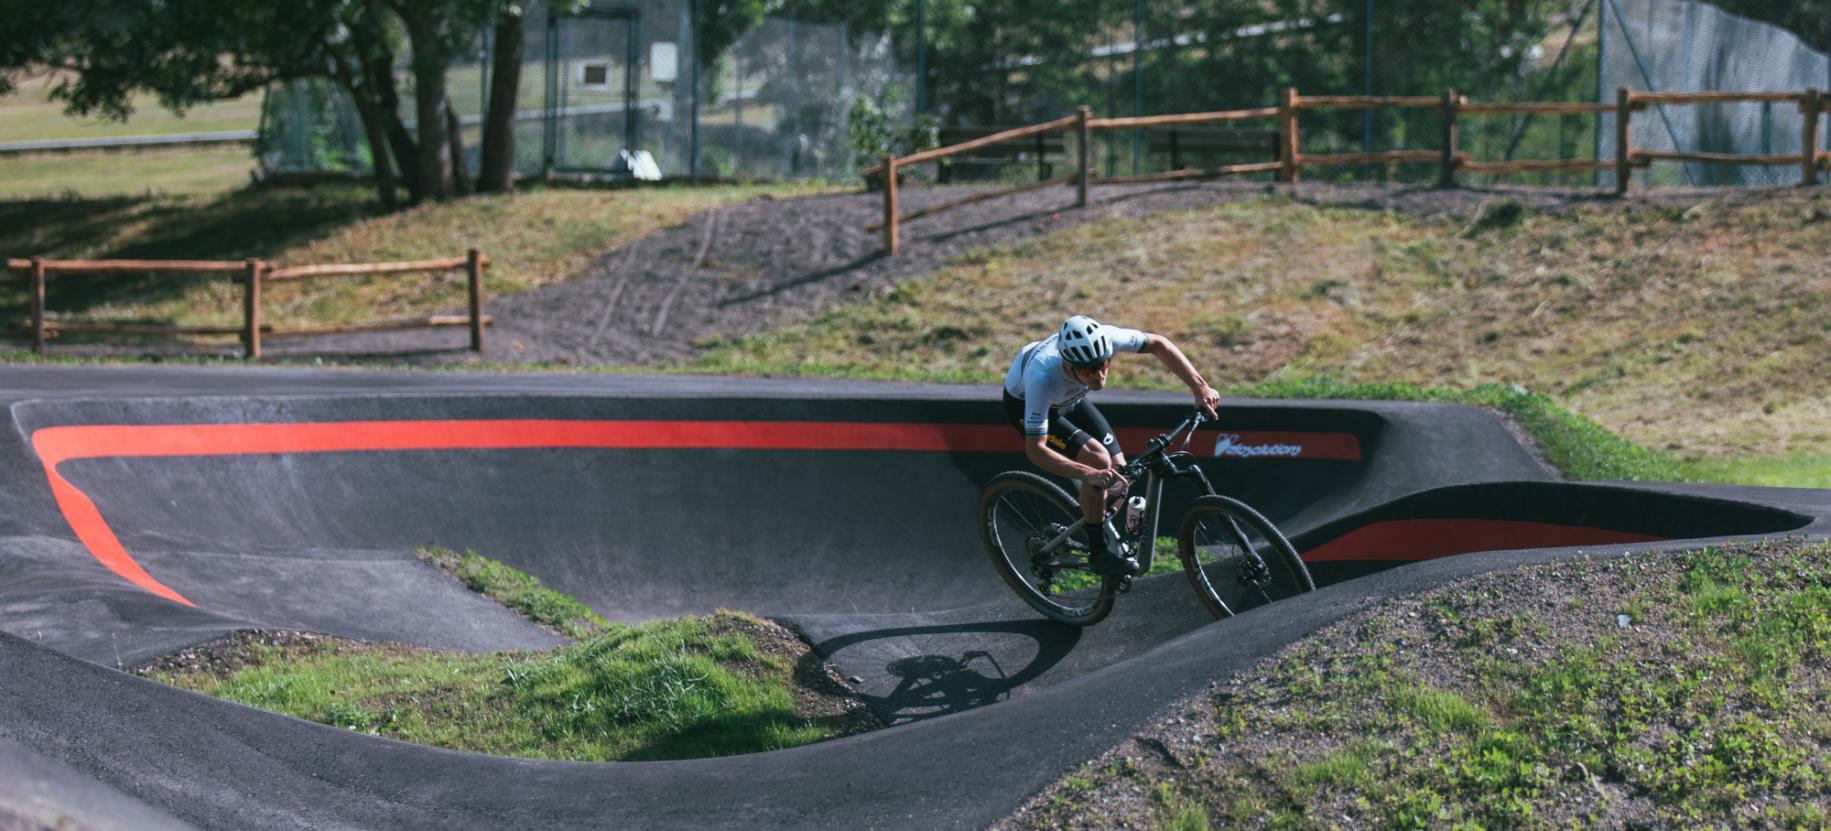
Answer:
[
  {"left": 1002, "top": 539, "right": 1831, "bottom": 830},
  {"left": 1684, "top": 454, "right": 1831, "bottom": 489},
  {"left": 417, "top": 546, "right": 609, "bottom": 640},
  {"left": 0, "top": 145, "right": 258, "bottom": 199},
  {"left": 0, "top": 180, "right": 831, "bottom": 337},
  {"left": 138, "top": 551, "right": 875, "bottom": 760},
  {"left": 692, "top": 193, "right": 1831, "bottom": 470},
  {"left": 139, "top": 610, "right": 864, "bottom": 761}
]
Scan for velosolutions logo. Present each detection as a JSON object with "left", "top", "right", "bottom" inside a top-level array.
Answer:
[{"left": 1212, "top": 433, "right": 1305, "bottom": 458}]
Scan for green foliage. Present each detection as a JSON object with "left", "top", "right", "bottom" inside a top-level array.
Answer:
[
  {"left": 417, "top": 546, "right": 609, "bottom": 640},
  {"left": 156, "top": 610, "right": 831, "bottom": 760},
  {"left": 847, "top": 85, "right": 938, "bottom": 162}
]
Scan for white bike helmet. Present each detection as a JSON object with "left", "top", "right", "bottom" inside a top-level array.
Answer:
[{"left": 1057, "top": 315, "right": 1114, "bottom": 367}]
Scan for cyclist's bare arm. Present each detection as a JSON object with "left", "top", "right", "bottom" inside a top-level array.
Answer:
[{"left": 1143, "top": 334, "right": 1221, "bottom": 417}]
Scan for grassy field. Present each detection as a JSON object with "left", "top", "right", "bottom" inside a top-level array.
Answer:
[
  {"left": 0, "top": 180, "right": 832, "bottom": 334},
  {"left": 0, "top": 71, "right": 263, "bottom": 142},
  {"left": 694, "top": 193, "right": 1831, "bottom": 481}
]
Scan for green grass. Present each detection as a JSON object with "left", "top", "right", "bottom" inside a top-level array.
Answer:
[
  {"left": 688, "top": 193, "right": 1831, "bottom": 475},
  {"left": 1685, "top": 455, "right": 1831, "bottom": 489},
  {"left": 1013, "top": 539, "right": 1831, "bottom": 830},
  {"left": 0, "top": 72, "right": 263, "bottom": 142},
  {"left": 141, "top": 550, "right": 859, "bottom": 760},
  {"left": 0, "top": 145, "right": 258, "bottom": 199},
  {"left": 0, "top": 180, "right": 833, "bottom": 335},
  {"left": 417, "top": 546, "right": 609, "bottom": 640},
  {"left": 147, "top": 610, "right": 833, "bottom": 761}
]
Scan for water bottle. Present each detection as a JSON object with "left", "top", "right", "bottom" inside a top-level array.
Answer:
[{"left": 1125, "top": 495, "right": 1147, "bottom": 536}]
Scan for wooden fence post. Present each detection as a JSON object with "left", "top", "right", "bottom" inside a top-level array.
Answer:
[
  {"left": 882, "top": 154, "right": 899, "bottom": 256},
  {"left": 242, "top": 258, "right": 262, "bottom": 360},
  {"left": 29, "top": 256, "right": 45, "bottom": 355},
  {"left": 1803, "top": 89, "right": 1821, "bottom": 187},
  {"left": 1279, "top": 87, "right": 1300, "bottom": 184},
  {"left": 1076, "top": 105, "right": 1092, "bottom": 207},
  {"left": 467, "top": 247, "right": 485, "bottom": 352},
  {"left": 1615, "top": 87, "right": 1633, "bottom": 196},
  {"left": 1438, "top": 88, "right": 1459, "bottom": 188}
]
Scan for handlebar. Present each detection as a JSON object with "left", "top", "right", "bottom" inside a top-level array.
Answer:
[{"left": 1120, "top": 408, "right": 1207, "bottom": 480}]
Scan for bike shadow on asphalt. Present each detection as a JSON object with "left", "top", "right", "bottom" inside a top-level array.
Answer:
[{"left": 799, "top": 619, "right": 1083, "bottom": 726}]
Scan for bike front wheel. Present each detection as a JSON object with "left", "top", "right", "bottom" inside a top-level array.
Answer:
[
  {"left": 1177, "top": 495, "right": 1313, "bottom": 619},
  {"left": 978, "top": 471, "right": 1115, "bottom": 626}
]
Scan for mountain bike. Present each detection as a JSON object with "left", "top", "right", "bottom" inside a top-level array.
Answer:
[{"left": 977, "top": 409, "right": 1314, "bottom": 626}]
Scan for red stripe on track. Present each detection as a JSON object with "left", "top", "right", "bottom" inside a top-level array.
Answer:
[
  {"left": 1301, "top": 518, "right": 1664, "bottom": 563},
  {"left": 31, "top": 419, "right": 1361, "bottom": 607}
]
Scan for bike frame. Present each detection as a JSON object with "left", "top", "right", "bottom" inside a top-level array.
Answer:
[{"left": 1037, "top": 411, "right": 1218, "bottom": 573}]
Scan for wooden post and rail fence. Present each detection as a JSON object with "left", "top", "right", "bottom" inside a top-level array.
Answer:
[
  {"left": 2, "top": 250, "right": 492, "bottom": 359},
  {"left": 865, "top": 86, "right": 1831, "bottom": 255}
]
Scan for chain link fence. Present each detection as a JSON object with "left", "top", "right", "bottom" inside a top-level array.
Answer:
[{"left": 259, "top": 0, "right": 1828, "bottom": 188}]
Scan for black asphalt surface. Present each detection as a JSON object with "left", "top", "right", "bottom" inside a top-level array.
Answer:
[{"left": 1, "top": 365, "right": 1826, "bottom": 830}]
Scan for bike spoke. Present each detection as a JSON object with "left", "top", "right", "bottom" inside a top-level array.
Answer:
[{"left": 1182, "top": 502, "right": 1308, "bottom": 618}]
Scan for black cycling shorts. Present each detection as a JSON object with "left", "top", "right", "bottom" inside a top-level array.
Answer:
[{"left": 1003, "top": 390, "right": 1119, "bottom": 457}]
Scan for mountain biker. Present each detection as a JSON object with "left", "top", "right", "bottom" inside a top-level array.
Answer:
[{"left": 1003, "top": 315, "right": 1222, "bottom": 578}]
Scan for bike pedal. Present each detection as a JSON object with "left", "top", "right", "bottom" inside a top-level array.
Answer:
[{"left": 1114, "top": 575, "right": 1134, "bottom": 593}]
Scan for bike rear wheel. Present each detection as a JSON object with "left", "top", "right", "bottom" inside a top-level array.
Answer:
[
  {"left": 1177, "top": 495, "right": 1313, "bottom": 619},
  {"left": 978, "top": 471, "right": 1115, "bottom": 626}
]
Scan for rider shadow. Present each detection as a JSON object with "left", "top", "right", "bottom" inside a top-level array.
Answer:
[{"left": 805, "top": 619, "right": 1083, "bottom": 726}]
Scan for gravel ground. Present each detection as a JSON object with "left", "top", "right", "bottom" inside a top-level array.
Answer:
[
  {"left": 224, "top": 179, "right": 1758, "bottom": 367},
  {"left": 995, "top": 540, "right": 1831, "bottom": 830}
]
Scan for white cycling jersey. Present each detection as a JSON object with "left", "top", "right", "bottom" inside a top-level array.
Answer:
[{"left": 1002, "top": 325, "right": 1149, "bottom": 435}]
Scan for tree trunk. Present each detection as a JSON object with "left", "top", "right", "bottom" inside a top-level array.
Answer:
[
  {"left": 350, "top": 87, "right": 398, "bottom": 209},
  {"left": 399, "top": 5, "right": 454, "bottom": 200},
  {"left": 477, "top": 7, "right": 524, "bottom": 193},
  {"left": 446, "top": 98, "right": 471, "bottom": 195}
]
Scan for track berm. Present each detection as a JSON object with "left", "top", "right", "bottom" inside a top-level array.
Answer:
[{"left": 2, "top": 365, "right": 1825, "bottom": 829}]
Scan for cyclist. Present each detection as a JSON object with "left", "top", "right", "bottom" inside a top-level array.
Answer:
[{"left": 1003, "top": 315, "right": 1222, "bottom": 578}]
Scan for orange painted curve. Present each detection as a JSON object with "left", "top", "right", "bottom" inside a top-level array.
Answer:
[{"left": 33, "top": 419, "right": 1362, "bottom": 607}]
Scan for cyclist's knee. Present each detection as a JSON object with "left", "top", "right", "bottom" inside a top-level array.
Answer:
[{"left": 1077, "top": 440, "right": 1112, "bottom": 468}]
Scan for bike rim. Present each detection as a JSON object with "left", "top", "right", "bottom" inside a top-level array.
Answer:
[
  {"left": 986, "top": 485, "right": 1107, "bottom": 617},
  {"left": 1183, "top": 507, "right": 1306, "bottom": 617}
]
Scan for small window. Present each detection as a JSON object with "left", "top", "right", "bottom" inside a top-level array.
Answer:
[{"left": 576, "top": 61, "right": 611, "bottom": 89}]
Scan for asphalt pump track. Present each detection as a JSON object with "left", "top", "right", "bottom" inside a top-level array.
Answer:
[{"left": 1, "top": 365, "right": 1826, "bottom": 830}]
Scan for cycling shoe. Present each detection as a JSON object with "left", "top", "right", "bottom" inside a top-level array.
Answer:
[{"left": 1088, "top": 549, "right": 1140, "bottom": 579}]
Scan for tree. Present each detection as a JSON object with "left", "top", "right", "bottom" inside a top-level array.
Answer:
[{"left": 0, "top": 0, "right": 542, "bottom": 205}]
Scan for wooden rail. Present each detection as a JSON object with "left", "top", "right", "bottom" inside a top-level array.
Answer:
[
  {"left": 864, "top": 86, "right": 1828, "bottom": 255},
  {"left": 4, "top": 250, "right": 490, "bottom": 359}
]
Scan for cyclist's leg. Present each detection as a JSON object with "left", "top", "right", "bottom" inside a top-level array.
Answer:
[{"left": 1055, "top": 399, "right": 1122, "bottom": 525}]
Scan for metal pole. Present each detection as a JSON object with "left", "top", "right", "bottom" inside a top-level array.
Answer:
[
  {"left": 689, "top": 0, "right": 700, "bottom": 179},
  {"left": 1133, "top": 0, "right": 1142, "bottom": 176},
  {"left": 1362, "top": 0, "right": 1372, "bottom": 178},
  {"left": 916, "top": 0, "right": 926, "bottom": 118},
  {"left": 1595, "top": 0, "right": 1606, "bottom": 187}
]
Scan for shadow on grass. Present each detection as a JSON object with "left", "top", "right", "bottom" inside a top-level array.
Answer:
[{"left": 0, "top": 184, "right": 385, "bottom": 320}]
